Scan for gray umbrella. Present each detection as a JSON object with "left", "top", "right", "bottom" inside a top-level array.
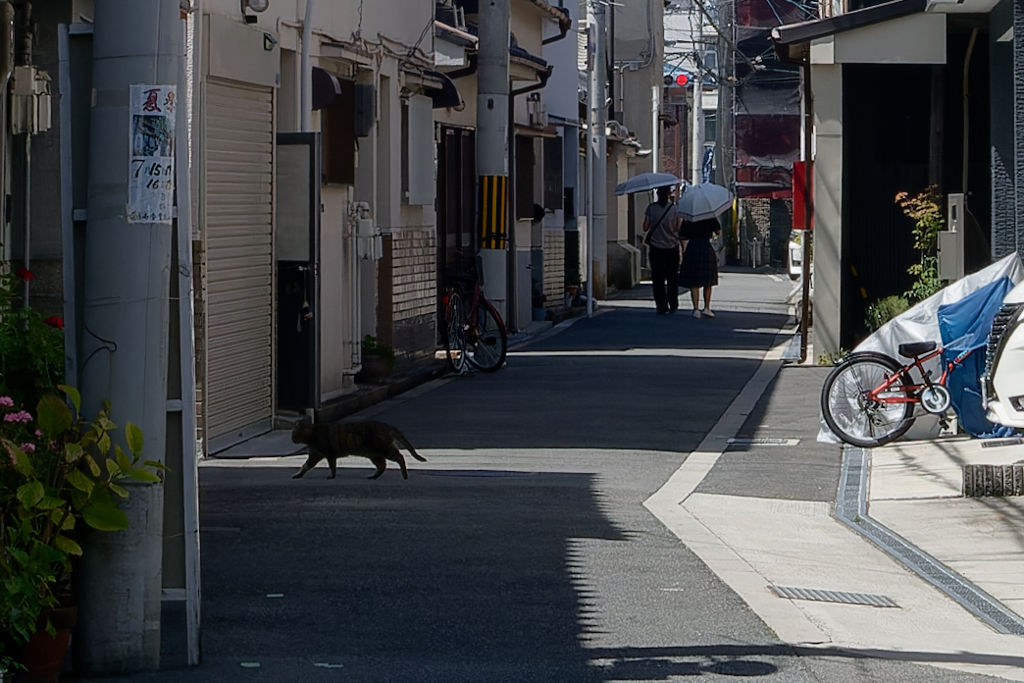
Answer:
[
  {"left": 676, "top": 182, "right": 733, "bottom": 221},
  {"left": 614, "top": 172, "right": 682, "bottom": 196}
]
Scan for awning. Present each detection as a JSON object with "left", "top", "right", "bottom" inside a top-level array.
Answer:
[
  {"left": 771, "top": 0, "right": 925, "bottom": 58},
  {"left": 312, "top": 67, "right": 342, "bottom": 111}
]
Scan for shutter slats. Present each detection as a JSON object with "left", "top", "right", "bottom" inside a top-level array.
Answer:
[{"left": 204, "top": 80, "right": 274, "bottom": 444}]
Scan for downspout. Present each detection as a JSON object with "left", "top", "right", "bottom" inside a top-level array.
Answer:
[
  {"left": 537, "top": 3, "right": 572, "bottom": 44},
  {"left": 962, "top": 28, "right": 977, "bottom": 195},
  {"left": 20, "top": 1, "right": 32, "bottom": 306},
  {"left": 300, "top": 0, "right": 314, "bottom": 132},
  {"left": 507, "top": 66, "right": 553, "bottom": 330}
]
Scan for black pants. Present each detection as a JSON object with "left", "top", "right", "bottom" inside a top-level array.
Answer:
[{"left": 649, "top": 245, "right": 680, "bottom": 313}]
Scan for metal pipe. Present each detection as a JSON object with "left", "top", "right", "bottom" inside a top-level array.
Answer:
[
  {"left": 962, "top": 28, "right": 977, "bottom": 195},
  {"left": 300, "top": 0, "right": 314, "bottom": 132},
  {"left": 23, "top": 133, "right": 29, "bottom": 305},
  {"left": 588, "top": 1, "right": 607, "bottom": 299}
]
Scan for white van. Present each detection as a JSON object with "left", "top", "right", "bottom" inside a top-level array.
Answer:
[{"left": 982, "top": 281, "right": 1024, "bottom": 428}]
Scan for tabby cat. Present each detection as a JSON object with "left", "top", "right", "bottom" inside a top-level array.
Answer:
[{"left": 290, "top": 419, "right": 427, "bottom": 480}]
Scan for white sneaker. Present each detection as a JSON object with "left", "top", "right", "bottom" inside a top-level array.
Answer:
[
  {"left": 702, "top": 308, "right": 715, "bottom": 318},
  {"left": 692, "top": 309, "right": 701, "bottom": 319}
]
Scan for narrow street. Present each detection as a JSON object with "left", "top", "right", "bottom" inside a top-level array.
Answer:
[{"left": 88, "top": 272, "right": 1013, "bottom": 682}]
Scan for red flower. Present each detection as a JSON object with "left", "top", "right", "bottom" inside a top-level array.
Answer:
[
  {"left": 14, "top": 268, "right": 34, "bottom": 281},
  {"left": 44, "top": 316, "right": 64, "bottom": 330}
]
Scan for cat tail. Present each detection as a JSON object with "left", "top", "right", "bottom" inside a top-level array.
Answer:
[{"left": 392, "top": 429, "right": 427, "bottom": 462}]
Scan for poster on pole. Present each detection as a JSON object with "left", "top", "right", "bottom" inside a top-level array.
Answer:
[{"left": 128, "top": 84, "right": 176, "bottom": 224}]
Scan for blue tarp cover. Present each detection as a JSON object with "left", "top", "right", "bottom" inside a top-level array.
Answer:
[{"left": 937, "top": 277, "right": 1017, "bottom": 438}]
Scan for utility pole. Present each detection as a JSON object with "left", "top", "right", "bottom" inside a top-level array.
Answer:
[
  {"left": 589, "top": 0, "right": 608, "bottom": 299},
  {"left": 75, "top": 0, "right": 181, "bottom": 673},
  {"left": 691, "top": 15, "right": 704, "bottom": 185},
  {"left": 476, "top": 0, "right": 510, "bottom": 319}
]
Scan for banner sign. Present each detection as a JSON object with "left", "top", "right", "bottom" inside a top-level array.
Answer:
[{"left": 128, "top": 84, "right": 176, "bottom": 224}]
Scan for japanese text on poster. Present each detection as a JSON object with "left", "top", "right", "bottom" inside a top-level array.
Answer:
[{"left": 128, "top": 85, "right": 176, "bottom": 224}]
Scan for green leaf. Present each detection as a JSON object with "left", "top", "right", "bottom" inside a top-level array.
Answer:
[
  {"left": 16, "top": 482, "right": 44, "bottom": 509},
  {"left": 123, "top": 467, "right": 161, "bottom": 483},
  {"left": 97, "top": 431, "right": 111, "bottom": 455},
  {"left": 36, "top": 495, "right": 65, "bottom": 510},
  {"left": 81, "top": 486, "right": 129, "bottom": 531},
  {"left": 53, "top": 536, "right": 83, "bottom": 556},
  {"left": 97, "top": 416, "right": 116, "bottom": 433},
  {"left": 36, "top": 394, "right": 73, "bottom": 437},
  {"left": 50, "top": 510, "right": 75, "bottom": 531},
  {"left": 115, "top": 445, "right": 131, "bottom": 471},
  {"left": 64, "top": 442, "right": 85, "bottom": 463},
  {"left": 84, "top": 454, "right": 101, "bottom": 477},
  {"left": 66, "top": 468, "right": 94, "bottom": 495},
  {"left": 126, "top": 421, "right": 144, "bottom": 455},
  {"left": 58, "top": 384, "right": 81, "bottom": 419},
  {"left": 144, "top": 460, "right": 168, "bottom": 471},
  {"left": 108, "top": 483, "right": 129, "bottom": 499},
  {"left": 105, "top": 458, "right": 119, "bottom": 478},
  {"left": 1, "top": 438, "right": 33, "bottom": 475}
]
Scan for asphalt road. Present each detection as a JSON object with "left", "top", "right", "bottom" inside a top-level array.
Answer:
[{"left": 79, "top": 274, "right": 1011, "bottom": 682}]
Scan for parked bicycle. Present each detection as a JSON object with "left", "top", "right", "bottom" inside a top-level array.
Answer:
[
  {"left": 821, "top": 341, "right": 974, "bottom": 448},
  {"left": 442, "top": 269, "right": 508, "bottom": 374}
]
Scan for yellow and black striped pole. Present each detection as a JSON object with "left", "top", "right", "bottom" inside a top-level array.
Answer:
[{"left": 478, "top": 174, "right": 508, "bottom": 250}]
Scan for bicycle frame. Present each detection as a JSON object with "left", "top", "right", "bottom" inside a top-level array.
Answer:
[{"left": 866, "top": 347, "right": 975, "bottom": 405}]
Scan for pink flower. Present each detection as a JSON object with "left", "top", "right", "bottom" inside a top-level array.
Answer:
[
  {"left": 0, "top": 396, "right": 12, "bottom": 408},
  {"left": 19, "top": 443, "right": 35, "bottom": 452},
  {"left": 34, "top": 430, "right": 42, "bottom": 437},
  {"left": 3, "top": 410, "right": 32, "bottom": 423}
]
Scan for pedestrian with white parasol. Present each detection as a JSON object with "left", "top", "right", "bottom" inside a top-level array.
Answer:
[{"left": 676, "top": 182, "right": 733, "bottom": 318}]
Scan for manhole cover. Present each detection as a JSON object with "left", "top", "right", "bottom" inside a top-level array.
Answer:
[
  {"left": 768, "top": 585, "right": 899, "bottom": 608},
  {"left": 420, "top": 470, "right": 539, "bottom": 478},
  {"left": 727, "top": 438, "right": 800, "bottom": 447}
]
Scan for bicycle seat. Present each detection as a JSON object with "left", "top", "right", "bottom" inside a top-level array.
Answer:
[{"left": 898, "top": 341, "right": 937, "bottom": 358}]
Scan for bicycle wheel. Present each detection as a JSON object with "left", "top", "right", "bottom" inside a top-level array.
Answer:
[
  {"left": 465, "top": 296, "right": 507, "bottom": 372},
  {"left": 821, "top": 352, "right": 915, "bottom": 448},
  {"left": 443, "top": 291, "right": 468, "bottom": 373}
]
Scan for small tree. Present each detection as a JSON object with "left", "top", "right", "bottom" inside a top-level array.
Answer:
[{"left": 895, "top": 186, "right": 945, "bottom": 302}]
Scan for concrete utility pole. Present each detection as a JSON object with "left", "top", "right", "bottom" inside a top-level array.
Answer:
[
  {"left": 691, "top": 18, "right": 704, "bottom": 185},
  {"left": 589, "top": 0, "right": 608, "bottom": 299},
  {"left": 476, "top": 0, "right": 510, "bottom": 318},
  {"left": 76, "top": 0, "right": 181, "bottom": 673}
]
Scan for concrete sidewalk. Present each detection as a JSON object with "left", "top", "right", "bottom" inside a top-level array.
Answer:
[{"left": 868, "top": 434, "right": 1024, "bottom": 624}]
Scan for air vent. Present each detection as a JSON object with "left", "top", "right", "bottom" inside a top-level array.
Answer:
[{"left": 768, "top": 585, "right": 899, "bottom": 608}]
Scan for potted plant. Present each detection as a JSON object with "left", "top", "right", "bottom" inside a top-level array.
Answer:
[
  {"left": 356, "top": 335, "right": 396, "bottom": 383},
  {"left": 1, "top": 386, "right": 163, "bottom": 682},
  {"left": 0, "top": 269, "right": 163, "bottom": 681}
]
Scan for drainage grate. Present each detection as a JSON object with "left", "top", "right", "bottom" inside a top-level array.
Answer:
[
  {"left": 963, "top": 464, "right": 1024, "bottom": 497},
  {"left": 768, "top": 585, "right": 899, "bottom": 608},
  {"left": 419, "top": 470, "right": 538, "bottom": 478},
  {"left": 838, "top": 447, "right": 1024, "bottom": 635},
  {"left": 727, "top": 438, "right": 800, "bottom": 447},
  {"left": 981, "top": 438, "right": 1024, "bottom": 449}
]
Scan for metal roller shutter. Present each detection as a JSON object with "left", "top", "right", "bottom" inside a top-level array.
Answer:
[{"left": 204, "top": 80, "right": 274, "bottom": 448}]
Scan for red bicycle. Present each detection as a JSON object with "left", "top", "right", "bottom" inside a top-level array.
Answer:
[
  {"left": 442, "top": 270, "right": 507, "bottom": 374},
  {"left": 821, "top": 341, "right": 973, "bottom": 448}
]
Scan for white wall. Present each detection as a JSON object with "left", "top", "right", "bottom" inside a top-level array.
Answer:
[{"left": 543, "top": 1, "right": 580, "bottom": 122}]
